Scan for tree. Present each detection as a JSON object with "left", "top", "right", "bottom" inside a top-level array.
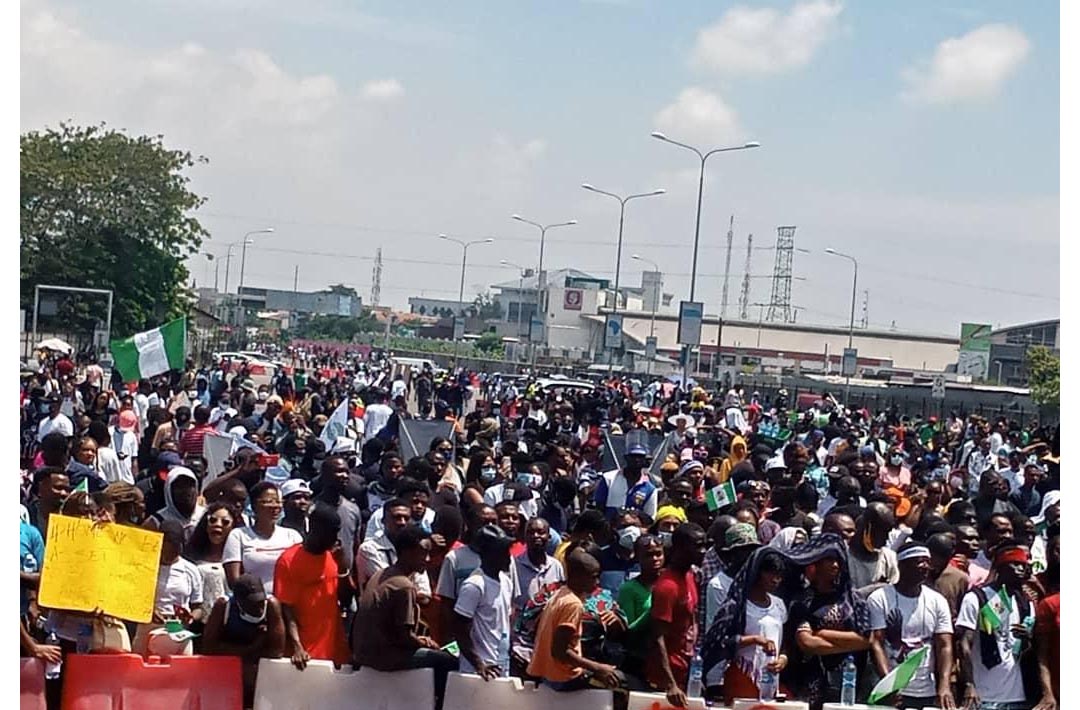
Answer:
[
  {"left": 21, "top": 123, "right": 208, "bottom": 337},
  {"left": 474, "top": 331, "right": 504, "bottom": 357},
  {"left": 1025, "top": 346, "right": 1059, "bottom": 408},
  {"left": 473, "top": 292, "right": 504, "bottom": 320}
]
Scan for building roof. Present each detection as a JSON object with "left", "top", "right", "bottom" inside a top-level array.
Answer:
[
  {"left": 491, "top": 268, "right": 606, "bottom": 291},
  {"left": 989, "top": 318, "right": 1059, "bottom": 336}
]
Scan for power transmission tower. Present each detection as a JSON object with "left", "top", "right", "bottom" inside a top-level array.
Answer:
[
  {"left": 738, "top": 233, "right": 753, "bottom": 320},
  {"left": 860, "top": 290, "right": 869, "bottom": 328},
  {"left": 720, "top": 215, "right": 734, "bottom": 319},
  {"left": 370, "top": 247, "right": 383, "bottom": 307},
  {"left": 766, "top": 226, "right": 796, "bottom": 323}
]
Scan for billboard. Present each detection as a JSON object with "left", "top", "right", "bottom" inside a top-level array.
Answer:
[
  {"left": 604, "top": 314, "right": 623, "bottom": 350},
  {"left": 677, "top": 301, "right": 704, "bottom": 346},
  {"left": 563, "top": 289, "right": 583, "bottom": 311},
  {"left": 957, "top": 322, "right": 992, "bottom": 379}
]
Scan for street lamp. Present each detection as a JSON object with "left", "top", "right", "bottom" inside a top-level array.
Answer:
[
  {"left": 511, "top": 214, "right": 576, "bottom": 365},
  {"left": 582, "top": 184, "right": 665, "bottom": 375},
  {"left": 236, "top": 228, "right": 274, "bottom": 344},
  {"left": 440, "top": 234, "right": 495, "bottom": 364},
  {"left": 631, "top": 254, "right": 661, "bottom": 377},
  {"left": 824, "top": 247, "right": 859, "bottom": 406},
  {"left": 500, "top": 260, "right": 529, "bottom": 363},
  {"left": 651, "top": 132, "right": 759, "bottom": 390}
]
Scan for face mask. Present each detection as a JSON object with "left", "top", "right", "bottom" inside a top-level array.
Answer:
[
  {"left": 618, "top": 525, "right": 642, "bottom": 551},
  {"left": 890, "top": 455, "right": 904, "bottom": 466},
  {"left": 657, "top": 531, "right": 673, "bottom": 546},
  {"left": 516, "top": 473, "right": 542, "bottom": 490},
  {"left": 480, "top": 467, "right": 498, "bottom": 485},
  {"left": 238, "top": 601, "right": 267, "bottom": 624}
]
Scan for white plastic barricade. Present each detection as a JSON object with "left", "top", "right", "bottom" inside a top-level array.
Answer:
[
  {"left": 732, "top": 700, "right": 809, "bottom": 710},
  {"left": 254, "top": 659, "right": 434, "bottom": 710},
  {"left": 443, "top": 671, "right": 613, "bottom": 710},
  {"left": 824, "top": 706, "right": 938, "bottom": 710},
  {"left": 627, "top": 691, "right": 710, "bottom": 710}
]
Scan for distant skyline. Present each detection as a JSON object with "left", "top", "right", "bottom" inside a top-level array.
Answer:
[{"left": 21, "top": 0, "right": 1059, "bottom": 336}]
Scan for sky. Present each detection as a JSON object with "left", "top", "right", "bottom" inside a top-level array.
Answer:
[{"left": 20, "top": 0, "right": 1060, "bottom": 337}]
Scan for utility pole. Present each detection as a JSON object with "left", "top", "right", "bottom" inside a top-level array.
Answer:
[
  {"left": 371, "top": 247, "right": 383, "bottom": 307},
  {"left": 720, "top": 215, "right": 734, "bottom": 319},
  {"left": 860, "top": 289, "right": 869, "bottom": 329},
  {"left": 738, "top": 233, "right": 753, "bottom": 320}
]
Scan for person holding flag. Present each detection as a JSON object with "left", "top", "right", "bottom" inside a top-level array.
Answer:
[
  {"left": 866, "top": 541, "right": 955, "bottom": 709},
  {"left": 955, "top": 540, "right": 1036, "bottom": 710}
]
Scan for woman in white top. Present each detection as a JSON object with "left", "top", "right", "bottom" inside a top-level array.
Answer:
[
  {"left": 184, "top": 502, "right": 237, "bottom": 607},
  {"left": 223, "top": 481, "right": 303, "bottom": 595}
]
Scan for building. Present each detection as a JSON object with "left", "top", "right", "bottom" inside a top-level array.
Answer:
[
  {"left": 238, "top": 286, "right": 361, "bottom": 318},
  {"left": 407, "top": 297, "right": 473, "bottom": 319},
  {"left": 987, "top": 318, "right": 1059, "bottom": 387}
]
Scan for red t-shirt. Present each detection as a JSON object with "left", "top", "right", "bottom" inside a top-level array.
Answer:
[
  {"left": 1035, "top": 593, "right": 1059, "bottom": 695},
  {"left": 273, "top": 544, "right": 349, "bottom": 665},
  {"left": 178, "top": 423, "right": 214, "bottom": 458},
  {"left": 646, "top": 568, "right": 699, "bottom": 690}
]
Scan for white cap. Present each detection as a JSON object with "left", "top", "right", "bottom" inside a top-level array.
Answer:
[
  {"left": 765, "top": 455, "right": 787, "bottom": 471},
  {"left": 281, "top": 479, "right": 312, "bottom": 498}
]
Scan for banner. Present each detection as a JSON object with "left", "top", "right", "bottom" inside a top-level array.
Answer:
[
  {"left": 39, "top": 515, "right": 163, "bottom": 623},
  {"left": 319, "top": 399, "right": 351, "bottom": 451},
  {"left": 398, "top": 419, "right": 455, "bottom": 461},
  {"left": 677, "top": 301, "right": 704, "bottom": 346},
  {"left": 957, "top": 322, "right": 992, "bottom": 379}
]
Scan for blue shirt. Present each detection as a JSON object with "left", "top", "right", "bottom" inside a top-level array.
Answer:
[
  {"left": 594, "top": 470, "right": 659, "bottom": 520},
  {"left": 20, "top": 521, "right": 45, "bottom": 616}
]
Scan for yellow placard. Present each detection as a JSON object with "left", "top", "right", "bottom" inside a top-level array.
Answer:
[{"left": 38, "top": 515, "right": 163, "bottom": 623}]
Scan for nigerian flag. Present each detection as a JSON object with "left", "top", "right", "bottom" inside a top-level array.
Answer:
[
  {"left": 705, "top": 480, "right": 737, "bottom": 512},
  {"left": 110, "top": 317, "right": 187, "bottom": 382},
  {"left": 868, "top": 645, "right": 929, "bottom": 704},
  {"left": 978, "top": 587, "right": 1013, "bottom": 634}
]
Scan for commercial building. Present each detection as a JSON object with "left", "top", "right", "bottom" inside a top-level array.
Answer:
[{"left": 987, "top": 318, "right": 1059, "bottom": 387}]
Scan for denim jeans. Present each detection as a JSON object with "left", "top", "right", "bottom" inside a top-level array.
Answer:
[
  {"left": 976, "top": 702, "right": 1030, "bottom": 710},
  {"left": 406, "top": 648, "right": 459, "bottom": 710}
]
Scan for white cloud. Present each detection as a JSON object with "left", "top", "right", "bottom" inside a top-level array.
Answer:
[
  {"left": 691, "top": 0, "right": 843, "bottom": 75},
  {"left": 654, "top": 88, "right": 744, "bottom": 146},
  {"left": 361, "top": 78, "right": 405, "bottom": 101},
  {"left": 900, "top": 24, "right": 1030, "bottom": 104}
]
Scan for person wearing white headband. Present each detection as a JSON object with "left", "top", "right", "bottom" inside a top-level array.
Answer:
[{"left": 867, "top": 540, "right": 955, "bottom": 709}]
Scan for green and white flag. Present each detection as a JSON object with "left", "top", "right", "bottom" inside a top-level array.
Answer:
[
  {"left": 978, "top": 587, "right": 1013, "bottom": 634},
  {"left": 868, "top": 645, "right": 929, "bottom": 704},
  {"left": 110, "top": 317, "right": 187, "bottom": 382},
  {"left": 704, "top": 480, "right": 737, "bottom": 512}
]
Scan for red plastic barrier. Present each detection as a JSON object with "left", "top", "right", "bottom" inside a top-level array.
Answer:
[
  {"left": 20, "top": 658, "right": 46, "bottom": 710},
  {"left": 61, "top": 654, "right": 242, "bottom": 710}
]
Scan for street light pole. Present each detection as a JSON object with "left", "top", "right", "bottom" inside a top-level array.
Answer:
[
  {"left": 440, "top": 235, "right": 495, "bottom": 366},
  {"left": 511, "top": 215, "right": 576, "bottom": 370},
  {"left": 651, "top": 132, "right": 759, "bottom": 392},
  {"left": 230, "top": 228, "right": 274, "bottom": 344},
  {"left": 582, "top": 184, "right": 665, "bottom": 376},
  {"left": 825, "top": 248, "right": 859, "bottom": 406},
  {"left": 500, "top": 260, "right": 529, "bottom": 363},
  {"left": 631, "top": 254, "right": 660, "bottom": 377}
]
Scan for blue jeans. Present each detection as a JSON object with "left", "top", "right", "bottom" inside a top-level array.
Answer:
[
  {"left": 976, "top": 703, "right": 1030, "bottom": 710},
  {"left": 406, "top": 648, "right": 459, "bottom": 710}
]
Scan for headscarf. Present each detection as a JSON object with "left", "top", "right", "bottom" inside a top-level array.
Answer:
[
  {"left": 157, "top": 466, "right": 206, "bottom": 537},
  {"left": 768, "top": 526, "right": 806, "bottom": 552},
  {"left": 1033, "top": 490, "right": 1060, "bottom": 527},
  {"left": 701, "top": 532, "right": 869, "bottom": 675},
  {"left": 655, "top": 505, "right": 687, "bottom": 524}
]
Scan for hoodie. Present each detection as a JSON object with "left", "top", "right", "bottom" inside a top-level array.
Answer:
[
  {"left": 156, "top": 466, "right": 206, "bottom": 539},
  {"left": 717, "top": 436, "right": 747, "bottom": 484}
]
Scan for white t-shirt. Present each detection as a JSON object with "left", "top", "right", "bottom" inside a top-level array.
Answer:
[
  {"left": 37, "top": 413, "right": 74, "bottom": 441},
  {"left": 454, "top": 569, "right": 513, "bottom": 676},
  {"left": 482, "top": 484, "right": 540, "bottom": 520},
  {"left": 111, "top": 428, "right": 139, "bottom": 478},
  {"left": 154, "top": 557, "right": 204, "bottom": 618},
  {"left": 391, "top": 379, "right": 407, "bottom": 400},
  {"left": 435, "top": 546, "right": 520, "bottom": 602},
  {"left": 96, "top": 446, "right": 132, "bottom": 485},
  {"left": 362, "top": 404, "right": 393, "bottom": 441},
  {"left": 955, "top": 585, "right": 1029, "bottom": 704},
  {"left": 354, "top": 533, "right": 432, "bottom": 596},
  {"left": 223, "top": 525, "right": 303, "bottom": 595},
  {"left": 733, "top": 593, "right": 788, "bottom": 686},
  {"left": 867, "top": 585, "right": 953, "bottom": 699},
  {"left": 705, "top": 569, "right": 735, "bottom": 685}
]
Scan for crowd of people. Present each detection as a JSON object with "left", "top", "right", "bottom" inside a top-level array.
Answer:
[{"left": 19, "top": 347, "right": 1061, "bottom": 710}]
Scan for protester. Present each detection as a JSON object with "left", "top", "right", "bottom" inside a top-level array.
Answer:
[
  {"left": 185, "top": 501, "right": 237, "bottom": 607},
  {"left": 224, "top": 481, "right": 304, "bottom": 594}
]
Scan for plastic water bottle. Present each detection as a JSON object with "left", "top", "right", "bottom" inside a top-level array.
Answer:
[
  {"left": 44, "top": 631, "right": 62, "bottom": 680},
  {"left": 758, "top": 656, "right": 778, "bottom": 702},
  {"left": 841, "top": 654, "right": 857, "bottom": 705},
  {"left": 687, "top": 652, "right": 704, "bottom": 698}
]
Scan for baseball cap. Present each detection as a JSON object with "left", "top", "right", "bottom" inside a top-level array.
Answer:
[
  {"left": 765, "top": 455, "right": 787, "bottom": 471},
  {"left": 154, "top": 451, "right": 184, "bottom": 480},
  {"left": 473, "top": 524, "right": 514, "bottom": 555},
  {"left": 281, "top": 479, "right": 312, "bottom": 498},
  {"left": 722, "top": 522, "right": 761, "bottom": 551},
  {"left": 627, "top": 443, "right": 649, "bottom": 456},
  {"left": 119, "top": 410, "right": 139, "bottom": 432}
]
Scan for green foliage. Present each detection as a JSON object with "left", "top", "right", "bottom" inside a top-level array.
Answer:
[
  {"left": 1025, "top": 345, "right": 1059, "bottom": 408},
  {"left": 293, "top": 313, "right": 379, "bottom": 341},
  {"left": 474, "top": 331, "right": 504, "bottom": 356},
  {"left": 21, "top": 123, "right": 208, "bottom": 337}
]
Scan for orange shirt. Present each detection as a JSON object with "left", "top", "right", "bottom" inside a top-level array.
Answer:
[
  {"left": 527, "top": 586, "right": 585, "bottom": 683},
  {"left": 273, "top": 544, "right": 349, "bottom": 665}
]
